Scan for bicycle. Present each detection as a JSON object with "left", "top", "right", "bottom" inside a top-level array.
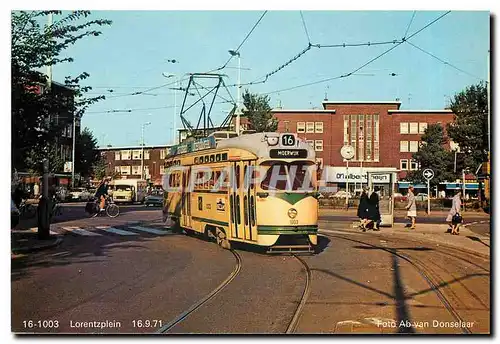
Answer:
[
  {"left": 86, "top": 196, "right": 120, "bottom": 218},
  {"left": 18, "top": 199, "right": 37, "bottom": 219}
]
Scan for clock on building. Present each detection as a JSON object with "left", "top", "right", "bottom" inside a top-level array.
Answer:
[{"left": 341, "top": 145, "right": 355, "bottom": 160}]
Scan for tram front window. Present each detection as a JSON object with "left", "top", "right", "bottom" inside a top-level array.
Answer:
[{"left": 260, "top": 162, "right": 316, "bottom": 191}]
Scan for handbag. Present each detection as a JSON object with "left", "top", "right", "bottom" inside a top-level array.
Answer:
[{"left": 452, "top": 213, "right": 463, "bottom": 224}]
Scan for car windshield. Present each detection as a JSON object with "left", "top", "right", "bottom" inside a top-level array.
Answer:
[
  {"left": 115, "top": 185, "right": 132, "bottom": 191},
  {"left": 260, "top": 161, "right": 316, "bottom": 191}
]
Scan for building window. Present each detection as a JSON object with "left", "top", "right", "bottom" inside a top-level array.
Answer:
[
  {"left": 132, "top": 150, "right": 142, "bottom": 160},
  {"left": 132, "top": 165, "right": 141, "bottom": 175},
  {"left": 374, "top": 115, "right": 379, "bottom": 161},
  {"left": 144, "top": 150, "right": 150, "bottom": 160},
  {"left": 400, "top": 141, "right": 409, "bottom": 152},
  {"left": 400, "top": 159, "right": 409, "bottom": 170},
  {"left": 144, "top": 166, "right": 150, "bottom": 178},
  {"left": 400, "top": 122, "right": 409, "bottom": 134},
  {"left": 120, "top": 166, "right": 131, "bottom": 175},
  {"left": 419, "top": 123, "right": 428, "bottom": 134},
  {"left": 366, "top": 115, "right": 372, "bottom": 161},
  {"left": 306, "top": 122, "right": 315, "bottom": 133},
  {"left": 297, "top": 122, "right": 305, "bottom": 133},
  {"left": 115, "top": 166, "right": 120, "bottom": 173},
  {"left": 316, "top": 158, "right": 323, "bottom": 168},
  {"left": 358, "top": 114, "right": 364, "bottom": 161},
  {"left": 306, "top": 140, "right": 314, "bottom": 147},
  {"left": 409, "top": 141, "right": 419, "bottom": 152},
  {"left": 315, "top": 122, "right": 323, "bottom": 133},
  {"left": 115, "top": 152, "right": 121, "bottom": 161},
  {"left": 410, "top": 159, "right": 419, "bottom": 171},
  {"left": 314, "top": 140, "right": 323, "bottom": 152},
  {"left": 283, "top": 121, "right": 290, "bottom": 132},
  {"left": 343, "top": 115, "right": 349, "bottom": 145},
  {"left": 409, "top": 122, "right": 418, "bottom": 134},
  {"left": 350, "top": 115, "right": 357, "bottom": 160},
  {"left": 160, "top": 149, "right": 166, "bottom": 160},
  {"left": 160, "top": 166, "right": 166, "bottom": 175},
  {"left": 121, "top": 150, "right": 131, "bottom": 160}
]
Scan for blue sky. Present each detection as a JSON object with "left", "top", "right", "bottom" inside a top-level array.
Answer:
[{"left": 49, "top": 10, "right": 490, "bottom": 147}]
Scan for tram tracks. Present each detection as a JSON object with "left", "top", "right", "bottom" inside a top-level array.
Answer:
[
  {"left": 156, "top": 249, "right": 242, "bottom": 333},
  {"left": 286, "top": 254, "right": 312, "bottom": 334},
  {"left": 321, "top": 233, "right": 487, "bottom": 334}
]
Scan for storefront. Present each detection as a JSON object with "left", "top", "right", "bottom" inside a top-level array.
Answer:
[{"left": 321, "top": 166, "right": 398, "bottom": 194}]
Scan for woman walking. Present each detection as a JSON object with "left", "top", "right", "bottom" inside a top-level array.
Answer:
[
  {"left": 406, "top": 186, "right": 417, "bottom": 229},
  {"left": 357, "top": 188, "right": 370, "bottom": 231},
  {"left": 446, "top": 190, "right": 462, "bottom": 235}
]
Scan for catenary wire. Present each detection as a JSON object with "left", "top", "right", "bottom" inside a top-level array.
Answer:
[{"left": 403, "top": 11, "right": 417, "bottom": 39}]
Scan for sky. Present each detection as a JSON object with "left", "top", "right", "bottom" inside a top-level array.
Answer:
[{"left": 35, "top": 10, "right": 490, "bottom": 147}]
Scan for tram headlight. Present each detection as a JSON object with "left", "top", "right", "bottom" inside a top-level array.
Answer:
[
  {"left": 288, "top": 208, "right": 298, "bottom": 219},
  {"left": 266, "top": 136, "right": 279, "bottom": 146}
]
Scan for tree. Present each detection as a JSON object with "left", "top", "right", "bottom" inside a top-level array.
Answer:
[
  {"left": 242, "top": 89, "right": 278, "bottom": 132},
  {"left": 447, "top": 82, "right": 488, "bottom": 173},
  {"left": 11, "top": 11, "right": 112, "bottom": 174},
  {"left": 76, "top": 127, "right": 101, "bottom": 179},
  {"left": 92, "top": 156, "right": 108, "bottom": 181},
  {"left": 406, "top": 124, "right": 456, "bottom": 186}
]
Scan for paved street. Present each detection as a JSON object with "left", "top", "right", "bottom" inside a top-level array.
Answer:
[{"left": 11, "top": 206, "right": 490, "bottom": 334}]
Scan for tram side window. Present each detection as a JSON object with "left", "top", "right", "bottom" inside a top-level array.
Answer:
[{"left": 236, "top": 165, "right": 241, "bottom": 189}]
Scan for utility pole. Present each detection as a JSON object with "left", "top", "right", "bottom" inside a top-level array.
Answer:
[
  {"left": 487, "top": 49, "right": 490, "bottom": 153},
  {"left": 141, "top": 122, "right": 151, "bottom": 180},
  {"left": 228, "top": 50, "right": 241, "bottom": 135},
  {"left": 71, "top": 114, "right": 76, "bottom": 188}
]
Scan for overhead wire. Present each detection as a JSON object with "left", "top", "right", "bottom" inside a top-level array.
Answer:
[
  {"left": 405, "top": 40, "right": 486, "bottom": 83},
  {"left": 262, "top": 11, "right": 451, "bottom": 96},
  {"left": 300, "top": 11, "right": 311, "bottom": 44},
  {"left": 403, "top": 11, "right": 417, "bottom": 39}
]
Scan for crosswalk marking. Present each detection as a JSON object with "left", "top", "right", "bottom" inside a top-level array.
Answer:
[
  {"left": 129, "top": 226, "right": 170, "bottom": 235},
  {"left": 61, "top": 227, "right": 102, "bottom": 236},
  {"left": 101, "top": 227, "right": 139, "bottom": 236}
]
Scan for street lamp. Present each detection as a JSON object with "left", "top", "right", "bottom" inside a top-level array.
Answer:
[
  {"left": 228, "top": 50, "right": 241, "bottom": 135},
  {"left": 141, "top": 122, "right": 151, "bottom": 180}
]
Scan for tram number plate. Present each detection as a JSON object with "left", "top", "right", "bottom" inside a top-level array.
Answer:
[
  {"left": 289, "top": 219, "right": 299, "bottom": 225},
  {"left": 270, "top": 149, "right": 308, "bottom": 159},
  {"left": 281, "top": 134, "right": 296, "bottom": 147}
]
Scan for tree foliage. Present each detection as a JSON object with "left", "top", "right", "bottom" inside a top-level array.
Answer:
[
  {"left": 242, "top": 89, "right": 278, "bottom": 132},
  {"left": 76, "top": 127, "right": 101, "bottom": 178},
  {"left": 11, "top": 10, "right": 112, "bottom": 174},
  {"left": 406, "top": 124, "right": 456, "bottom": 186},
  {"left": 447, "top": 82, "right": 488, "bottom": 172}
]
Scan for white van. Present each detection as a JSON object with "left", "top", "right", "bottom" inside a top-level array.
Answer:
[{"left": 111, "top": 179, "right": 148, "bottom": 204}]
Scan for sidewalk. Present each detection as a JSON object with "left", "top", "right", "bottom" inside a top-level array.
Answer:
[
  {"left": 320, "top": 220, "right": 490, "bottom": 258},
  {"left": 11, "top": 229, "right": 62, "bottom": 255}
]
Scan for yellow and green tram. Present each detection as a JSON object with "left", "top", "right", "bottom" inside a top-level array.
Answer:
[{"left": 162, "top": 132, "right": 319, "bottom": 253}]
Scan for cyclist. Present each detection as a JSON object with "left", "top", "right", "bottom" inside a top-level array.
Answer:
[{"left": 94, "top": 178, "right": 110, "bottom": 212}]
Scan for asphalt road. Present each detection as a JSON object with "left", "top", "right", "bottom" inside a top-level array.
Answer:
[{"left": 11, "top": 207, "right": 491, "bottom": 334}]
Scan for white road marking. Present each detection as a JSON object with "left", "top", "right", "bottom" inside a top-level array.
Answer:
[
  {"left": 61, "top": 227, "right": 102, "bottom": 236},
  {"left": 129, "top": 226, "right": 171, "bottom": 235},
  {"left": 101, "top": 227, "right": 139, "bottom": 236},
  {"left": 23, "top": 227, "right": 60, "bottom": 236}
]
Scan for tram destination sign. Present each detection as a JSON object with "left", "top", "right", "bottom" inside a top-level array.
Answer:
[{"left": 269, "top": 149, "right": 308, "bottom": 159}]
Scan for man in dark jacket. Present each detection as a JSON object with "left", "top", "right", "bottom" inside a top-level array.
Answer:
[
  {"left": 367, "top": 188, "right": 381, "bottom": 231},
  {"left": 94, "top": 179, "right": 109, "bottom": 211}
]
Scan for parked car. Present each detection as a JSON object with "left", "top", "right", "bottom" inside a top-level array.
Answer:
[
  {"left": 394, "top": 192, "right": 408, "bottom": 202},
  {"left": 329, "top": 191, "right": 352, "bottom": 198},
  {"left": 69, "top": 188, "right": 92, "bottom": 201},
  {"left": 415, "top": 193, "right": 429, "bottom": 201},
  {"left": 145, "top": 191, "right": 164, "bottom": 207}
]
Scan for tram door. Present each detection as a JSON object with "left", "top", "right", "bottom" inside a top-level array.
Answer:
[
  {"left": 181, "top": 167, "right": 191, "bottom": 228},
  {"left": 242, "top": 161, "right": 257, "bottom": 241},
  {"left": 229, "top": 162, "right": 243, "bottom": 240}
]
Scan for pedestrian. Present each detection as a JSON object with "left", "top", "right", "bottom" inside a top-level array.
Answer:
[
  {"left": 33, "top": 183, "right": 40, "bottom": 198},
  {"left": 406, "top": 185, "right": 417, "bottom": 229},
  {"left": 446, "top": 190, "right": 462, "bottom": 235},
  {"left": 367, "top": 187, "right": 381, "bottom": 231},
  {"left": 357, "top": 187, "right": 370, "bottom": 231}
]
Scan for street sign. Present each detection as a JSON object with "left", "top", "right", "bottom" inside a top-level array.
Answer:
[
  {"left": 423, "top": 168, "right": 435, "bottom": 180},
  {"left": 64, "top": 162, "right": 73, "bottom": 173}
]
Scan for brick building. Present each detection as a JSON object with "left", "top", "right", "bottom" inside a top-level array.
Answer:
[
  {"left": 232, "top": 100, "right": 456, "bottom": 193},
  {"left": 98, "top": 145, "right": 172, "bottom": 186}
]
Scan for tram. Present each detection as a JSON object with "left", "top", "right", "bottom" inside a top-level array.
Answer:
[{"left": 162, "top": 132, "right": 319, "bottom": 253}]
